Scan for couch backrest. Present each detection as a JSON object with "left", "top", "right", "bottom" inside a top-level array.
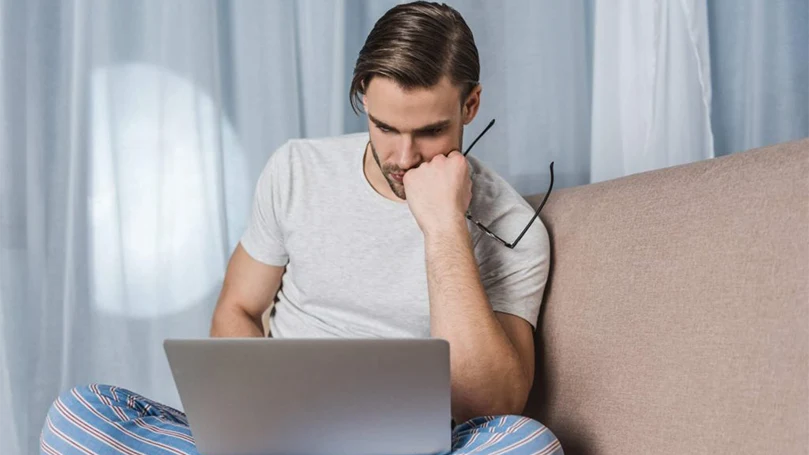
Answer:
[{"left": 523, "top": 139, "right": 809, "bottom": 455}]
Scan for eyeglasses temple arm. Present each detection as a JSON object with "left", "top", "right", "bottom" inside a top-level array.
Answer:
[
  {"left": 510, "top": 162, "right": 555, "bottom": 248},
  {"left": 463, "top": 119, "right": 496, "bottom": 157}
]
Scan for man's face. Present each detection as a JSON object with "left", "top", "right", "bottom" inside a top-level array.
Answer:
[{"left": 363, "top": 76, "right": 480, "bottom": 200}]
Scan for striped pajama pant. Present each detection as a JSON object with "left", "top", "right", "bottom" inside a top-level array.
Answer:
[{"left": 41, "top": 384, "right": 563, "bottom": 455}]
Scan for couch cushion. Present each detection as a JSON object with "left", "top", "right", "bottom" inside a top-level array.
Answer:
[{"left": 523, "top": 139, "right": 809, "bottom": 455}]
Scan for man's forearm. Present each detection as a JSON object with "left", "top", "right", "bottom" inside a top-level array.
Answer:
[
  {"left": 209, "top": 304, "right": 265, "bottom": 338},
  {"left": 424, "top": 223, "right": 529, "bottom": 422}
]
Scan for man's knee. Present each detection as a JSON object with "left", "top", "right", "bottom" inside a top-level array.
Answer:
[
  {"left": 454, "top": 415, "right": 563, "bottom": 454},
  {"left": 53, "top": 384, "right": 107, "bottom": 413},
  {"left": 500, "top": 416, "right": 562, "bottom": 454},
  {"left": 41, "top": 384, "right": 104, "bottom": 450},
  {"left": 42, "top": 384, "right": 111, "bottom": 432}
]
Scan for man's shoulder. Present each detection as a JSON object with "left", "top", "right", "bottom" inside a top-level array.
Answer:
[
  {"left": 257, "top": 133, "right": 368, "bottom": 199},
  {"left": 262, "top": 132, "right": 368, "bottom": 178}
]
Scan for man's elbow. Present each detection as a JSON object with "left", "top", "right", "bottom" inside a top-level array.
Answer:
[
  {"left": 479, "top": 397, "right": 527, "bottom": 419},
  {"left": 492, "top": 359, "right": 533, "bottom": 413},
  {"left": 502, "top": 376, "right": 532, "bottom": 415},
  {"left": 498, "top": 368, "right": 533, "bottom": 414},
  {"left": 455, "top": 377, "right": 532, "bottom": 422},
  {"left": 209, "top": 301, "right": 264, "bottom": 337}
]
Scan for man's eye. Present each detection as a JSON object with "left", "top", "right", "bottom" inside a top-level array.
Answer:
[
  {"left": 377, "top": 125, "right": 393, "bottom": 133},
  {"left": 422, "top": 128, "right": 443, "bottom": 136}
]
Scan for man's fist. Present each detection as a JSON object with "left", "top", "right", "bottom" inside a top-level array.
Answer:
[{"left": 403, "top": 150, "right": 472, "bottom": 237}]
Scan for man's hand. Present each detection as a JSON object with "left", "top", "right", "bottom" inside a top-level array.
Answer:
[{"left": 403, "top": 150, "right": 472, "bottom": 237}]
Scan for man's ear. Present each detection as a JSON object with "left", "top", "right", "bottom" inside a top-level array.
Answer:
[{"left": 462, "top": 84, "right": 482, "bottom": 125}]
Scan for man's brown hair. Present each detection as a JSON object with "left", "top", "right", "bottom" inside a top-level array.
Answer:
[{"left": 350, "top": 1, "right": 480, "bottom": 114}]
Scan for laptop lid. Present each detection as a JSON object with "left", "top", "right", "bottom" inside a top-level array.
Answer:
[{"left": 164, "top": 338, "right": 451, "bottom": 455}]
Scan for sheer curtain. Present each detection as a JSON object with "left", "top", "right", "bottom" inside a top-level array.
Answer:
[
  {"left": 1, "top": 1, "right": 806, "bottom": 454},
  {"left": 590, "top": 0, "right": 715, "bottom": 182}
]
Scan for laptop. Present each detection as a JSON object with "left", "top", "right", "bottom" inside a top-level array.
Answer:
[{"left": 164, "top": 338, "right": 451, "bottom": 455}]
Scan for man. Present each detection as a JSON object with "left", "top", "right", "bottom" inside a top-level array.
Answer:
[{"left": 41, "top": 2, "right": 562, "bottom": 454}]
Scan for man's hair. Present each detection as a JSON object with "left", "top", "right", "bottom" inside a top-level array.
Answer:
[{"left": 350, "top": 1, "right": 480, "bottom": 115}]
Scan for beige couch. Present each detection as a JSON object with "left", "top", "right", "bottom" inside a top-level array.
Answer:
[{"left": 523, "top": 138, "right": 808, "bottom": 454}]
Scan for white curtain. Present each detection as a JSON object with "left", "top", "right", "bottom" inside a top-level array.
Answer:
[
  {"left": 1, "top": 1, "right": 806, "bottom": 454},
  {"left": 590, "top": 0, "right": 715, "bottom": 182}
]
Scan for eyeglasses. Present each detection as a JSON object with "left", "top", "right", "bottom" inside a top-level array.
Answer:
[{"left": 462, "top": 119, "right": 555, "bottom": 249}]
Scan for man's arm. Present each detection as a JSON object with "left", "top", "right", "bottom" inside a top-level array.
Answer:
[
  {"left": 424, "top": 226, "right": 534, "bottom": 423},
  {"left": 210, "top": 243, "right": 285, "bottom": 338},
  {"left": 404, "top": 151, "right": 535, "bottom": 423}
]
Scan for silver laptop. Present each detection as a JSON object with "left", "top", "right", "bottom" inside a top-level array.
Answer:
[{"left": 164, "top": 338, "right": 451, "bottom": 455}]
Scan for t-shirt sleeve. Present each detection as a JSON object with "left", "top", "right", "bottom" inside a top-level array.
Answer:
[
  {"left": 474, "top": 202, "right": 551, "bottom": 330},
  {"left": 239, "top": 144, "right": 290, "bottom": 266}
]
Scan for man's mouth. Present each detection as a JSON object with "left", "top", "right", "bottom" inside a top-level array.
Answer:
[{"left": 389, "top": 172, "right": 405, "bottom": 183}]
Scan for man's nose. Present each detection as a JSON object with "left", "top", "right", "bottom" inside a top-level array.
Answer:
[{"left": 395, "top": 135, "right": 421, "bottom": 169}]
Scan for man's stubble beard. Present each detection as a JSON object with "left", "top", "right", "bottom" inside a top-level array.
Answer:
[{"left": 370, "top": 141, "right": 407, "bottom": 200}]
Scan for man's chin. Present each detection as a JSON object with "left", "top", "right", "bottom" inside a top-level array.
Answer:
[{"left": 388, "top": 181, "right": 407, "bottom": 200}]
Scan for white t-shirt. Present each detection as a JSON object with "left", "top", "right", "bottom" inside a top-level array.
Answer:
[{"left": 240, "top": 133, "right": 550, "bottom": 338}]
